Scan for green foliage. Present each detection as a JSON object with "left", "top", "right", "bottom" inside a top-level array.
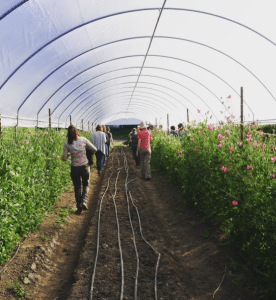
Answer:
[
  {"left": 7, "top": 280, "right": 28, "bottom": 298},
  {"left": 151, "top": 122, "right": 276, "bottom": 298},
  {"left": 0, "top": 128, "right": 73, "bottom": 265}
]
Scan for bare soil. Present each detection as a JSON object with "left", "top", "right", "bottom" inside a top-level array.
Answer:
[{"left": 0, "top": 146, "right": 259, "bottom": 300}]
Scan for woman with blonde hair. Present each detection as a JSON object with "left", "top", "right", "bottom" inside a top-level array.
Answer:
[{"left": 62, "top": 125, "right": 97, "bottom": 214}]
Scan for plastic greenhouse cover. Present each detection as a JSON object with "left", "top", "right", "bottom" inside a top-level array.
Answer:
[{"left": 0, "top": 0, "right": 276, "bottom": 129}]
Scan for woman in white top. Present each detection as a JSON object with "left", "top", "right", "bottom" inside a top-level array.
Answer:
[
  {"left": 92, "top": 125, "right": 106, "bottom": 175},
  {"left": 62, "top": 125, "right": 97, "bottom": 214}
]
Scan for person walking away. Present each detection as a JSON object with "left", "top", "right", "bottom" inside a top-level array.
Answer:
[
  {"left": 62, "top": 125, "right": 97, "bottom": 214},
  {"left": 170, "top": 125, "right": 179, "bottom": 136},
  {"left": 92, "top": 125, "right": 106, "bottom": 175},
  {"left": 131, "top": 128, "right": 140, "bottom": 167},
  {"left": 106, "top": 127, "right": 113, "bottom": 157},
  {"left": 178, "top": 123, "right": 185, "bottom": 137},
  {"left": 136, "top": 121, "right": 152, "bottom": 180}
]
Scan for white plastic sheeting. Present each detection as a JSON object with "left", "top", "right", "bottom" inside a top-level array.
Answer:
[{"left": 0, "top": 0, "right": 275, "bottom": 128}]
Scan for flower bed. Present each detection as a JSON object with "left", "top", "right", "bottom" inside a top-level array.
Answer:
[{"left": 151, "top": 122, "right": 276, "bottom": 297}]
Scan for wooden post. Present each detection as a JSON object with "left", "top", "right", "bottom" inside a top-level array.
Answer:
[
  {"left": 240, "top": 87, "right": 244, "bottom": 142},
  {"left": 70, "top": 115, "right": 72, "bottom": 125},
  {"left": 187, "top": 108, "right": 189, "bottom": 124},
  {"left": 167, "top": 114, "right": 169, "bottom": 135},
  {"left": 0, "top": 110, "right": 2, "bottom": 138},
  {"left": 48, "top": 109, "right": 51, "bottom": 130}
]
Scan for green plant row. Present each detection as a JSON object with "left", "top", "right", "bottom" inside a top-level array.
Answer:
[
  {"left": 0, "top": 127, "right": 93, "bottom": 266},
  {"left": 151, "top": 122, "right": 276, "bottom": 298}
]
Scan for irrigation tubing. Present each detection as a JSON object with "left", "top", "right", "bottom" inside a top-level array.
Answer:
[{"left": 121, "top": 147, "right": 161, "bottom": 300}]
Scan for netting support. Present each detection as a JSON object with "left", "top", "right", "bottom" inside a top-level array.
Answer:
[
  {"left": 82, "top": 119, "right": 84, "bottom": 131},
  {"left": 167, "top": 113, "right": 169, "bottom": 135},
  {"left": 49, "top": 108, "right": 51, "bottom": 130},
  {"left": 70, "top": 115, "right": 72, "bottom": 125},
  {"left": 240, "top": 87, "right": 244, "bottom": 142},
  {"left": 0, "top": 110, "right": 2, "bottom": 138},
  {"left": 187, "top": 108, "right": 189, "bottom": 124}
]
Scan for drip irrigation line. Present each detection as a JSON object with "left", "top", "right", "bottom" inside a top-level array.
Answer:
[
  {"left": 0, "top": 231, "right": 31, "bottom": 274},
  {"left": 121, "top": 148, "right": 139, "bottom": 299},
  {"left": 128, "top": 188, "right": 161, "bottom": 300},
  {"left": 89, "top": 171, "right": 114, "bottom": 299},
  {"left": 112, "top": 170, "right": 125, "bottom": 300},
  {"left": 121, "top": 147, "right": 161, "bottom": 299}
]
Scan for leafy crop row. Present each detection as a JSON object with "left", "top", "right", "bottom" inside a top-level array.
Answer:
[
  {"left": 151, "top": 122, "right": 276, "bottom": 298},
  {"left": 0, "top": 127, "right": 92, "bottom": 266}
]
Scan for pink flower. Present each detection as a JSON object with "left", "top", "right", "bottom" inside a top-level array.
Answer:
[
  {"left": 271, "top": 157, "right": 274, "bottom": 161},
  {"left": 197, "top": 109, "right": 200, "bottom": 113},
  {"left": 247, "top": 137, "right": 253, "bottom": 142},
  {"left": 250, "top": 121, "right": 256, "bottom": 126},
  {"left": 29, "top": 131, "right": 33, "bottom": 134},
  {"left": 45, "top": 131, "right": 48, "bottom": 134},
  {"left": 270, "top": 174, "right": 275, "bottom": 179},
  {"left": 231, "top": 115, "right": 235, "bottom": 119},
  {"left": 247, "top": 164, "right": 253, "bottom": 170},
  {"left": 225, "top": 130, "right": 230, "bottom": 135},
  {"left": 221, "top": 166, "right": 229, "bottom": 172},
  {"left": 195, "top": 147, "right": 200, "bottom": 151},
  {"left": 227, "top": 119, "right": 231, "bottom": 123},
  {"left": 253, "top": 142, "right": 258, "bottom": 147},
  {"left": 56, "top": 156, "right": 60, "bottom": 159},
  {"left": 52, "top": 140, "right": 54, "bottom": 143},
  {"left": 227, "top": 95, "right": 231, "bottom": 99},
  {"left": 249, "top": 174, "right": 252, "bottom": 177},
  {"left": 217, "top": 144, "right": 222, "bottom": 148},
  {"left": 221, "top": 166, "right": 225, "bottom": 170},
  {"left": 263, "top": 144, "right": 266, "bottom": 148},
  {"left": 232, "top": 200, "right": 238, "bottom": 206},
  {"left": 197, "top": 131, "right": 202, "bottom": 134},
  {"left": 177, "top": 151, "right": 183, "bottom": 155},
  {"left": 208, "top": 149, "right": 210, "bottom": 152},
  {"left": 207, "top": 125, "right": 213, "bottom": 131},
  {"left": 25, "top": 140, "right": 29, "bottom": 144},
  {"left": 230, "top": 147, "right": 234, "bottom": 152},
  {"left": 239, "top": 142, "right": 243, "bottom": 146},
  {"left": 191, "top": 138, "right": 194, "bottom": 142}
]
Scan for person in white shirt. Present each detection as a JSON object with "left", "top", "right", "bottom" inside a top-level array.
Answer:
[{"left": 92, "top": 125, "right": 106, "bottom": 176}]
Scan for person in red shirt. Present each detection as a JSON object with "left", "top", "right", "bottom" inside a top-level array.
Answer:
[{"left": 136, "top": 121, "right": 152, "bottom": 181}]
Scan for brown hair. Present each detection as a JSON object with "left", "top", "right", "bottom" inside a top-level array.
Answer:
[
  {"left": 178, "top": 123, "right": 184, "bottom": 131},
  {"left": 96, "top": 124, "right": 102, "bottom": 131},
  {"left": 106, "top": 127, "right": 110, "bottom": 132},
  {"left": 67, "top": 125, "right": 80, "bottom": 145},
  {"left": 102, "top": 125, "right": 106, "bottom": 132}
]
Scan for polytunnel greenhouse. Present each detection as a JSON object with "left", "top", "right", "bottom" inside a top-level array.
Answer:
[
  {"left": 1, "top": 0, "right": 276, "bottom": 128},
  {"left": 1, "top": 1, "right": 276, "bottom": 299}
]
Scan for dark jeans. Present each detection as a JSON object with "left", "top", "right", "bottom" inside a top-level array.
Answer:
[
  {"left": 95, "top": 150, "right": 105, "bottom": 171},
  {"left": 70, "top": 165, "right": 90, "bottom": 190},
  {"left": 106, "top": 142, "right": 111, "bottom": 156},
  {"left": 132, "top": 146, "right": 140, "bottom": 166}
]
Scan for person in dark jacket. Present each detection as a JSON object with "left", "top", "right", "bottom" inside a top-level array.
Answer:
[{"left": 131, "top": 128, "right": 140, "bottom": 167}]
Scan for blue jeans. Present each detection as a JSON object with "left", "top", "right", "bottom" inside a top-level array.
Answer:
[
  {"left": 132, "top": 146, "right": 140, "bottom": 166},
  {"left": 106, "top": 142, "right": 111, "bottom": 156}
]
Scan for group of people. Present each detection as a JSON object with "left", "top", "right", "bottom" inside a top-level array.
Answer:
[
  {"left": 62, "top": 124, "right": 113, "bottom": 214},
  {"left": 62, "top": 121, "right": 154, "bottom": 214},
  {"left": 170, "top": 123, "right": 185, "bottom": 137}
]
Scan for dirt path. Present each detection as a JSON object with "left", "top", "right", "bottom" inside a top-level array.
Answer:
[{"left": 0, "top": 146, "right": 259, "bottom": 299}]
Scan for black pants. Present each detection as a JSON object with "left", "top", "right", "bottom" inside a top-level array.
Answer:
[
  {"left": 70, "top": 165, "right": 90, "bottom": 190},
  {"left": 95, "top": 150, "right": 105, "bottom": 171}
]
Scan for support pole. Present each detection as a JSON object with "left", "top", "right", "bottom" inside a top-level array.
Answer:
[
  {"left": 187, "top": 108, "right": 189, "bottom": 124},
  {"left": 15, "top": 125, "right": 17, "bottom": 139},
  {"left": 155, "top": 118, "right": 157, "bottom": 127},
  {"left": 88, "top": 121, "right": 89, "bottom": 132},
  {"left": 49, "top": 108, "right": 51, "bottom": 130},
  {"left": 82, "top": 119, "right": 83, "bottom": 131},
  {"left": 0, "top": 110, "right": 2, "bottom": 138},
  {"left": 70, "top": 115, "right": 72, "bottom": 125},
  {"left": 92, "top": 122, "right": 94, "bottom": 132},
  {"left": 167, "top": 113, "right": 169, "bottom": 135},
  {"left": 240, "top": 87, "right": 244, "bottom": 142}
]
